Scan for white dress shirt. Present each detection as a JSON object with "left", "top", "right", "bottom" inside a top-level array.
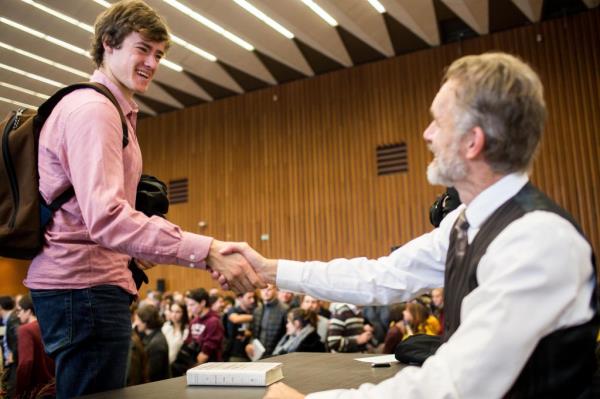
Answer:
[{"left": 276, "top": 173, "right": 595, "bottom": 399}]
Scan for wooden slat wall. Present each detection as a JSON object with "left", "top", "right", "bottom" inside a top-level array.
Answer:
[
  {"left": 135, "top": 9, "right": 600, "bottom": 295},
  {"left": 1, "top": 9, "right": 598, "bottom": 296},
  {"left": 0, "top": 259, "right": 29, "bottom": 295}
]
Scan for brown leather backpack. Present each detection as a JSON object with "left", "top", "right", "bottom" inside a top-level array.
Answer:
[{"left": 0, "top": 83, "right": 127, "bottom": 259}]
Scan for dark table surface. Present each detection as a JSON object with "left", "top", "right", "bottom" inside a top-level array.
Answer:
[{"left": 81, "top": 352, "right": 405, "bottom": 398}]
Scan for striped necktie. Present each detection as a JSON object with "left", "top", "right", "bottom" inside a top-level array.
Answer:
[{"left": 454, "top": 209, "right": 470, "bottom": 260}]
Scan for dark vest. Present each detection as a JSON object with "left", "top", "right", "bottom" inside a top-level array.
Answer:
[{"left": 444, "top": 183, "right": 598, "bottom": 398}]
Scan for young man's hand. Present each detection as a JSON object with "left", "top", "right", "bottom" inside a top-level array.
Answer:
[
  {"left": 218, "top": 242, "right": 279, "bottom": 284},
  {"left": 206, "top": 240, "right": 266, "bottom": 293}
]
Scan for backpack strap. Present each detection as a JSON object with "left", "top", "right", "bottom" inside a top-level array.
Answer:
[
  {"left": 40, "top": 82, "right": 130, "bottom": 211},
  {"left": 36, "top": 82, "right": 129, "bottom": 147}
]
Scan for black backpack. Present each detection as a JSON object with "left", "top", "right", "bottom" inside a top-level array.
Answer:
[{"left": 0, "top": 83, "right": 128, "bottom": 259}]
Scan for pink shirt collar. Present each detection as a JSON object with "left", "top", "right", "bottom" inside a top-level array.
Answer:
[{"left": 91, "top": 70, "right": 139, "bottom": 119}]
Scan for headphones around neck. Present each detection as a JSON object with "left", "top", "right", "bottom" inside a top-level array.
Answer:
[{"left": 429, "top": 187, "right": 461, "bottom": 228}]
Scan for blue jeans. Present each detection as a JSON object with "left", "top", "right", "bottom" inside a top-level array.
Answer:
[{"left": 31, "top": 285, "right": 133, "bottom": 399}]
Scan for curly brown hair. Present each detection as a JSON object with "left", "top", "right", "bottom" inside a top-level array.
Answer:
[{"left": 91, "top": 0, "right": 171, "bottom": 67}]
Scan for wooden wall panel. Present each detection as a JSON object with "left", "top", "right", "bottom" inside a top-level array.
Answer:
[
  {"left": 135, "top": 9, "right": 600, "bottom": 296},
  {"left": 2, "top": 10, "right": 598, "bottom": 297},
  {"left": 0, "top": 258, "right": 29, "bottom": 296}
]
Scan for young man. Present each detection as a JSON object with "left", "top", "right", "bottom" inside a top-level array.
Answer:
[
  {"left": 223, "top": 291, "right": 256, "bottom": 362},
  {"left": 224, "top": 53, "right": 598, "bottom": 398},
  {"left": 24, "top": 1, "right": 261, "bottom": 397},
  {"left": 186, "top": 289, "right": 224, "bottom": 362},
  {"left": 300, "top": 295, "right": 328, "bottom": 343},
  {"left": 246, "top": 285, "right": 288, "bottom": 359},
  {"left": 15, "top": 295, "right": 55, "bottom": 398}
]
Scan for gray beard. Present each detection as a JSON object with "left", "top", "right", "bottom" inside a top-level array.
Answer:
[{"left": 426, "top": 157, "right": 467, "bottom": 187}]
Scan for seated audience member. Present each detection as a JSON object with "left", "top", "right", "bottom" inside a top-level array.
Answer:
[
  {"left": 140, "top": 290, "right": 162, "bottom": 310},
  {"left": 222, "top": 295, "right": 235, "bottom": 315},
  {"left": 318, "top": 304, "right": 331, "bottom": 319},
  {"left": 159, "top": 292, "right": 174, "bottom": 321},
  {"left": 161, "top": 301, "right": 189, "bottom": 365},
  {"left": 278, "top": 290, "right": 300, "bottom": 309},
  {"left": 362, "top": 305, "right": 392, "bottom": 346},
  {"left": 327, "top": 303, "right": 374, "bottom": 353},
  {"left": 134, "top": 305, "right": 169, "bottom": 382},
  {"left": 382, "top": 303, "right": 407, "bottom": 354},
  {"left": 246, "top": 285, "right": 288, "bottom": 359},
  {"left": 300, "top": 295, "right": 329, "bottom": 344},
  {"left": 1, "top": 295, "right": 20, "bottom": 398},
  {"left": 172, "top": 288, "right": 224, "bottom": 376},
  {"left": 431, "top": 287, "right": 445, "bottom": 332},
  {"left": 209, "top": 294, "right": 225, "bottom": 315},
  {"left": 127, "top": 328, "right": 148, "bottom": 386},
  {"left": 224, "top": 291, "right": 256, "bottom": 362},
  {"left": 273, "top": 308, "right": 326, "bottom": 355},
  {"left": 402, "top": 302, "right": 441, "bottom": 339},
  {"left": 15, "top": 295, "right": 55, "bottom": 398},
  {"left": 127, "top": 303, "right": 148, "bottom": 386}
]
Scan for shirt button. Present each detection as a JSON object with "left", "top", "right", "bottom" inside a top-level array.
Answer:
[
  {"left": 155, "top": 251, "right": 159, "bottom": 255},
  {"left": 189, "top": 263, "right": 195, "bottom": 268},
  {"left": 190, "top": 254, "right": 196, "bottom": 261}
]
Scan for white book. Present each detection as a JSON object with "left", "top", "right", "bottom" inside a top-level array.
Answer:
[{"left": 186, "top": 362, "right": 284, "bottom": 386}]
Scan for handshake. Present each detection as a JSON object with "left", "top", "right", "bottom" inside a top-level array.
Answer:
[{"left": 205, "top": 240, "right": 277, "bottom": 293}]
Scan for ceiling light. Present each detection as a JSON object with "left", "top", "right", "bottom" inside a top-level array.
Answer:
[
  {"left": 21, "top": 0, "right": 94, "bottom": 32},
  {"left": 0, "top": 17, "right": 90, "bottom": 58},
  {"left": 0, "top": 62, "right": 66, "bottom": 88},
  {"left": 163, "top": 0, "right": 255, "bottom": 51},
  {"left": 233, "top": 0, "right": 294, "bottom": 39},
  {"left": 0, "top": 81, "right": 50, "bottom": 99},
  {"left": 0, "top": 41, "right": 91, "bottom": 78},
  {"left": 93, "top": 0, "right": 111, "bottom": 7},
  {"left": 159, "top": 59, "right": 183, "bottom": 72},
  {"left": 170, "top": 35, "right": 217, "bottom": 62},
  {"left": 367, "top": 0, "right": 386, "bottom": 14},
  {"left": 0, "top": 96, "right": 37, "bottom": 110},
  {"left": 300, "top": 0, "right": 338, "bottom": 27}
]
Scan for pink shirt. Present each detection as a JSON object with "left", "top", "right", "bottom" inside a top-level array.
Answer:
[{"left": 25, "top": 71, "right": 212, "bottom": 295}]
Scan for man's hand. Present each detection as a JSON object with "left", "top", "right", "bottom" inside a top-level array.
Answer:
[
  {"left": 206, "top": 240, "right": 266, "bottom": 293},
  {"left": 356, "top": 329, "right": 374, "bottom": 345},
  {"left": 264, "top": 382, "right": 306, "bottom": 399},
  {"left": 218, "top": 242, "right": 278, "bottom": 284},
  {"left": 245, "top": 343, "right": 255, "bottom": 359},
  {"left": 196, "top": 352, "right": 209, "bottom": 364}
]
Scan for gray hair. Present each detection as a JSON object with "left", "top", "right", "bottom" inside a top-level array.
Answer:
[{"left": 444, "top": 53, "right": 547, "bottom": 174}]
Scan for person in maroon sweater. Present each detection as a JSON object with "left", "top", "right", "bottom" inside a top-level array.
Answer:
[
  {"left": 171, "top": 288, "right": 224, "bottom": 376},
  {"left": 16, "top": 295, "right": 55, "bottom": 398},
  {"left": 184, "top": 288, "right": 224, "bottom": 363}
]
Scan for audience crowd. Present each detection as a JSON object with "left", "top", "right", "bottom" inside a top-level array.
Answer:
[{"left": 1, "top": 286, "right": 450, "bottom": 396}]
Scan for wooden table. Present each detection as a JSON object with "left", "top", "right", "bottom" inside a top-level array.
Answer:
[{"left": 81, "top": 353, "right": 405, "bottom": 398}]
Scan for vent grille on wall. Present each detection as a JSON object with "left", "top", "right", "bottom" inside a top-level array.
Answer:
[
  {"left": 168, "top": 178, "right": 188, "bottom": 204},
  {"left": 376, "top": 143, "right": 408, "bottom": 175}
]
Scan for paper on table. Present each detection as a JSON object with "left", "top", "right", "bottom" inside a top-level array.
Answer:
[
  {"left": 354, "top": 354, "right": 398, "bottom": 364},
  {"left": 250, "top": 338, "right": 266, "bottom": 361}
]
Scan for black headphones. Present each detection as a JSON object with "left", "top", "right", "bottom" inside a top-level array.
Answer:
[{"left": 429, "top": 187, "right": 461, "bottom": 227}]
